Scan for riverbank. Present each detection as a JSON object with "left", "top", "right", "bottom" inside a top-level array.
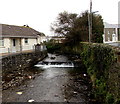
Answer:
[
  {"left": 2, "top": 67, "right": 44, "bottom": 90},
  {"left": 2, "top": 51, "right": 47, "bottom": 90}
]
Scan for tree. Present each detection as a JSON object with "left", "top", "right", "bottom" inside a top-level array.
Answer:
[
  {"left": 51, "top": 11, "right": 77, "bottom": 36},
  {"left": 92, "top": 15, "right": 104, "bottom": 43},
  {"left": 51, "top": 11, "right": 104, "bottom": 45}
]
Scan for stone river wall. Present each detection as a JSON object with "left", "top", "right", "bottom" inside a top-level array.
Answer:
[{"left": 1, "top": 51, "right": 47, "bottom": 77}]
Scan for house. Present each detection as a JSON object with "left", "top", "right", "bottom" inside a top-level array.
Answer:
[
  {"left": 0, "top": 24, "right": 45, "bottom": 53},
  {"left": 103, "top": 22, "right": 120, "bottom": 43},
  {"left": 38, "top": 33, "right": 47, "bottom": 43}
]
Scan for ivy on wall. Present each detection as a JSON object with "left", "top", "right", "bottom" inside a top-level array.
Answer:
[{"left": 80, "top": 43, "right": 120, "bottom": 103}]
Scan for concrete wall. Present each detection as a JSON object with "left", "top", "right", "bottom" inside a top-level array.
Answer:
[{"left": 1, "top": 51, "right": 47, "bottom": 77}]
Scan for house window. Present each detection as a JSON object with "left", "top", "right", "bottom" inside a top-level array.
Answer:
[
  {"left": 0, "top": 38, "right": 4, "bottom": 46},
  {"left": 25, "top": 38, "right": 28, "bottom": 44}
]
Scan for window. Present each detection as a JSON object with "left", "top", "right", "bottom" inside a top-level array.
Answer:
[
  {"left": 0, "top": 38, "right": 4, "bottom": 46},
  {"left": 25, "top": 38, "right": 28, "bottom": 44}
]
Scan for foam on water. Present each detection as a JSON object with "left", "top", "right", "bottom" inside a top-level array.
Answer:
[
  {"left": 35, "top": 62, "right": 74, "bottom": 68},
  {"left": 35, "top": 53, "right": 74, "bottom": 69}
]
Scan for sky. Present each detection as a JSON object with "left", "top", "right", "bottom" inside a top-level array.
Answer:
[{"left": 0, "top": 0, "right": 119, "bottom": 35}]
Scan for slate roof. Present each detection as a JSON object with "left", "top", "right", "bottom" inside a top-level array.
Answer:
[
  {"left": 104, "top": 22, "right": 120, "bottom": 28},
  {"left": 0, "top": 24, "right": 41, "bottom": 38}
]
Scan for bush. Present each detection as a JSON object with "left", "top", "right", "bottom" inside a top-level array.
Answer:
[
  {"left": 106, "top": 93, "right": 114, "bottom": 104},
  {"left": 45, "top": 41, "right": 62, "bottom": 53}
]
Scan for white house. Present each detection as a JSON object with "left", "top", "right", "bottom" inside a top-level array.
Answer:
[
  {"left": 103, "top": 22, "right": 120, "bottom": 43},
  {"left": 0, "top": 24, "right": 46, "bottom": 53}
]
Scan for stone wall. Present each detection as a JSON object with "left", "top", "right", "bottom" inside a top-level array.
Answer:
[{"left": 1, "top": 51, "right": 47, "bottom": 77}]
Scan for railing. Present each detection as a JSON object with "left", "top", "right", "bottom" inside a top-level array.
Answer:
[{"left": 0, "top": 44, "right": 47, "bottom": 54}]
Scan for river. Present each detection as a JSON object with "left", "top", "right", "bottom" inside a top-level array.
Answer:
[{"left": 2, "top": 54, "right": 91, "bottom": 103}]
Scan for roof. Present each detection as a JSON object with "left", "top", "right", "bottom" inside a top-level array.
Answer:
[
  {"left": 104, "top": 22, "right": 120, "bottom": 28},
  {"left": 0, "top": 24, "right": 42, "bottom": 38}
]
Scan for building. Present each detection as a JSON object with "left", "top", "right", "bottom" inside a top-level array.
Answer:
[
  {"left": 51, "top": 36, "right": 65, "bottom": 43},
  {"left": 103, "top": 22, "right": 120, "bottom": 43},
  {"left": 39, "top": 33, "right": 47, "bottom": 43},
  {"left": 0, "top": 24, "right": 45, "bottom": 53}
]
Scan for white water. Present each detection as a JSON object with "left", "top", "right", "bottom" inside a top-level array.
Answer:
[
  {"left": 35, "top": 54, "right": 74, "bottom": 68},
  {"left": 35, "top": 62, "right": 74, "bottom": 68}
]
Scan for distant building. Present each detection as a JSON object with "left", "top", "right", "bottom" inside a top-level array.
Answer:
[
  {"left": 51, "top": 36, "right": 65, "bottom": 43},
  {"left": 0, "top": 24, "right": 46, "bottom": 53},
  {"left": 103, "top": 22, "right": 120, "bottom": 43}
]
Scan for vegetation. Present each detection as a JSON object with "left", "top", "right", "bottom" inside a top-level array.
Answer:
[
  {"left": 50, "top": 42, "right": 119, "bottom": 104},
  {"left": 80, "top": 43, "right": 116, "bottom": 103},
  {"left": 51, "top": 11, "right": 104, "bottom": 45},
  {"left": 45, "top": 39, "right": 62, "bottom": 53}
]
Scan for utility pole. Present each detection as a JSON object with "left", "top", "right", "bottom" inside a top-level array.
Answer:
[{"left": 88, "top": 0, "right": 92, "bottom": 43}]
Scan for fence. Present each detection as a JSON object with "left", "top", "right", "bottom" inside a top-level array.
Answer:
[{"left": 0, "top": 44, "right": 47, "bottom": 54}]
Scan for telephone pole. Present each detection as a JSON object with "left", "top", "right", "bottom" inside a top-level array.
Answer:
[{"left": 88, "top": 0, "right": 92, "bottom": 43}]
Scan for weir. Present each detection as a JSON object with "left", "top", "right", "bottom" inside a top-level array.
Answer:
[{"left": 35, "top": 53, "right": 74, "bottom": 68}]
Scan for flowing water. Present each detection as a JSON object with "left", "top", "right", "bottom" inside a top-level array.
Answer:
[{"left": 2, "top": 54, "right": 90, "bottom": 103}]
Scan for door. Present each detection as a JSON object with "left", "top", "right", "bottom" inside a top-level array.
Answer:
[{"left": 12, "top": 39, "right": 16, "bottom": 52}]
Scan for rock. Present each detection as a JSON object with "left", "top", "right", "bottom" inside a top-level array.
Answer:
[
  {"left": 30, "top": 85, "right": 34, "bottom": 88},
  {"left": 64, "top": 99, "right": 67, "bottom": 101},
  {"left": 54, "top": 94, "right": 59, "bottom": 97}
]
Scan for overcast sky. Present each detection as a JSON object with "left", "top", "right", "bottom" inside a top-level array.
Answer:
[{"left": 0, "top": 0, "right": 119, "bottom": 35}]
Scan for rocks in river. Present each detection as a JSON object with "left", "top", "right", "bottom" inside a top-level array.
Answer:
[
  {"left": 54, "top": 94, "right": 59, "bottom": 97},
  {"left": 50, "top": 57, "right": 56, "bottom": 60}
]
